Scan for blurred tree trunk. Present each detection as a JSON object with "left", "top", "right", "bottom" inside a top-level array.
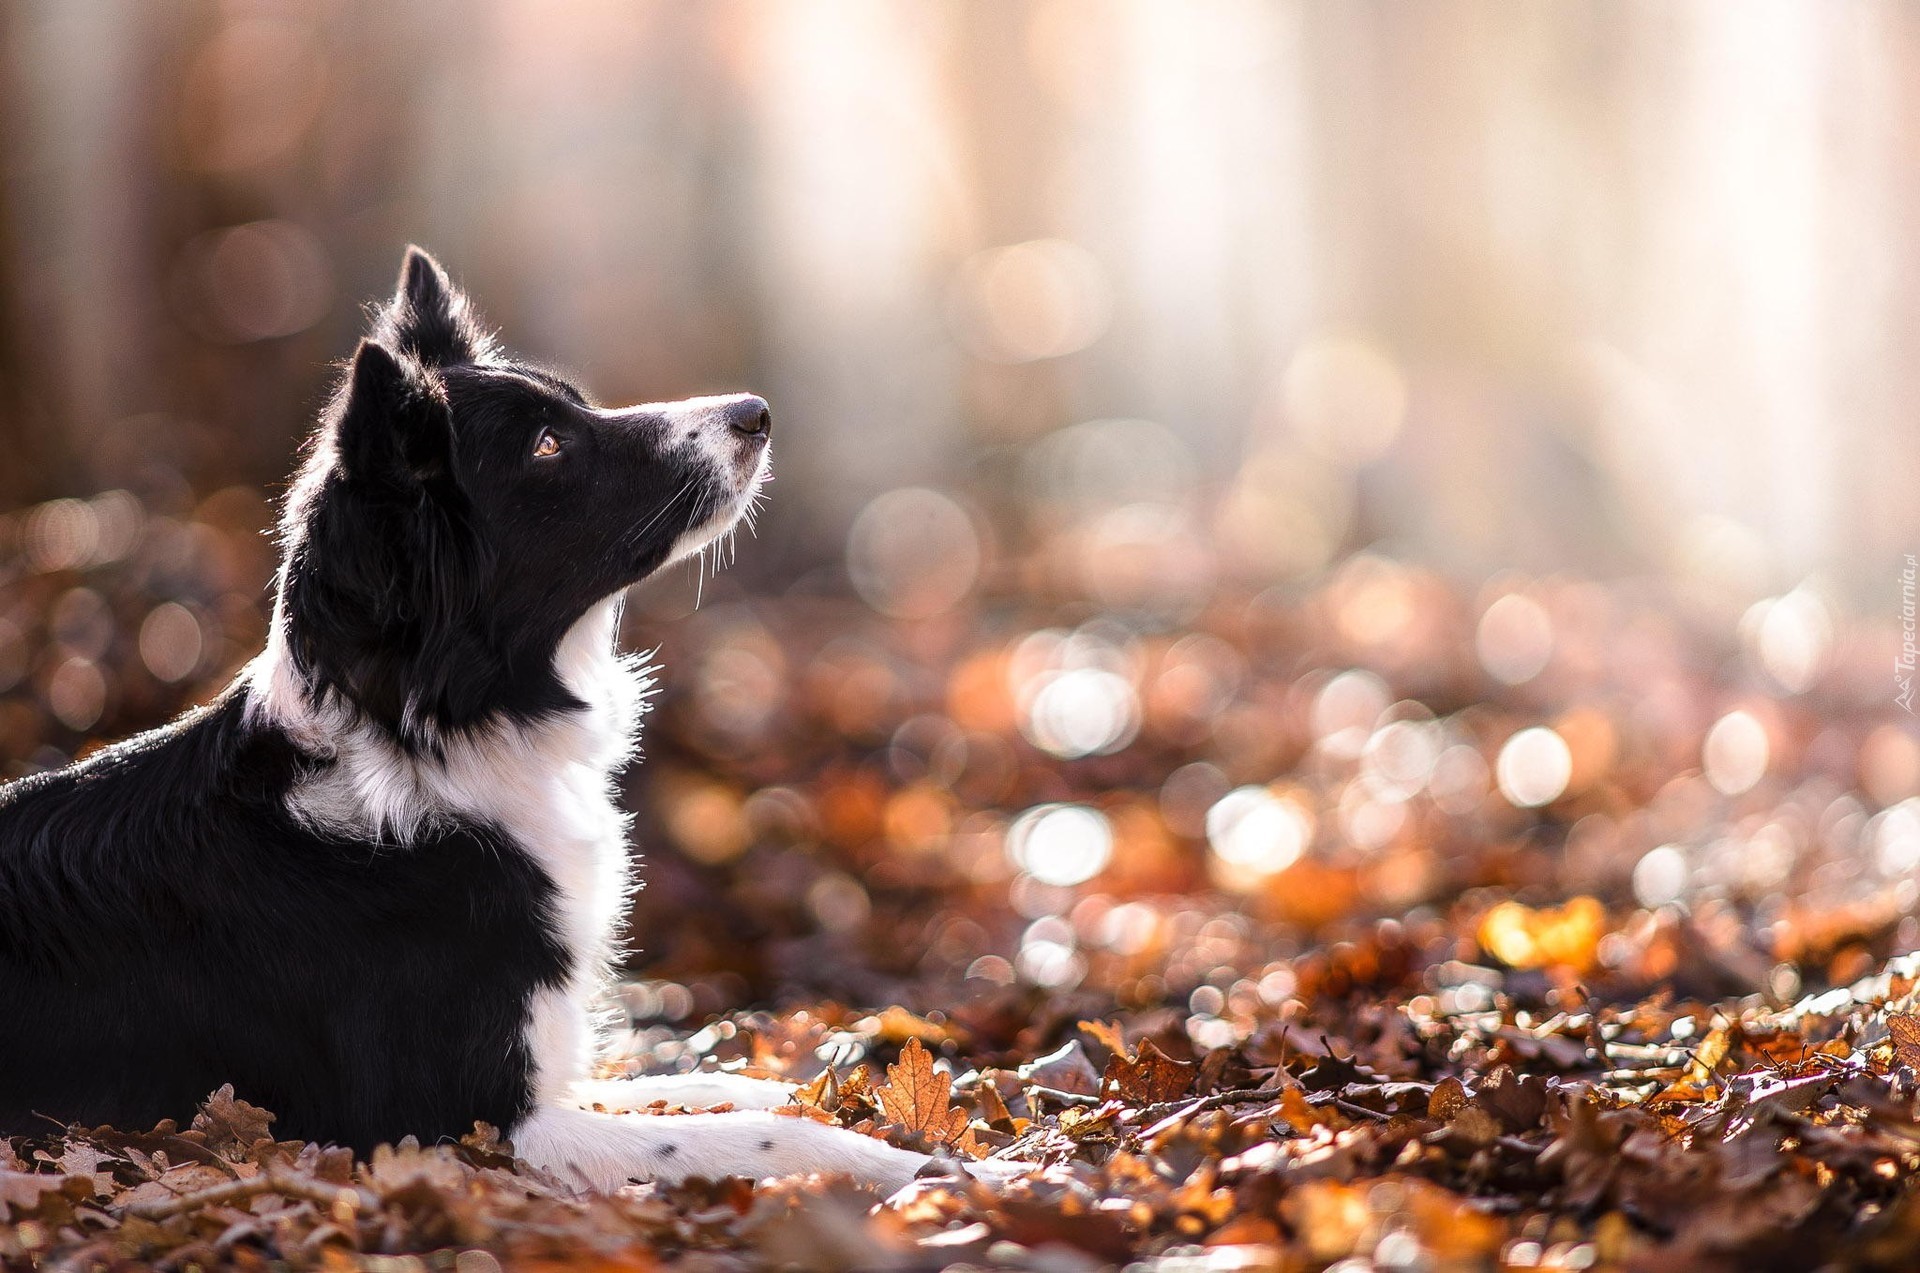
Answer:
[{"left": 0, "top": 3, "right": 72, "bottom": 509}]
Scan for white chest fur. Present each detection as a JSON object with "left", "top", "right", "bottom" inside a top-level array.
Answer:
[{"left": 247, "top": 596, "right": 650, "bottom": 1102}]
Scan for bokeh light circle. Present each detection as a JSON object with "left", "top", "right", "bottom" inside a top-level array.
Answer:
[
  {"left": 1280, "top": 334, "right": 1407, "bottom": 467},
  {"left": 1020, "top": 667, "right": 1140, "bottom": 759},
  {"left": 948, "top": 238, "right": 1111, "bottom": 364},
  {"left": 1633, "top": 844, "right": 1690, "bottom": 908},
  {"left": 139, "top": 603, "right": 205, "bottom": 684},
  {"left": 1006, "top": 803, "right": 1113, "bottom": 887},
  {"left": 1703, "top": 710, "right": 1769, "bottom": 796},
  {"left": 846, "top": 487, "right": 982, "bottom": 619},
  {"left": 1496, "top": 727, "right": 1572, "bottom": 808},
  {"left": 1205, "top": 786, "right": 1311, "bottom": 876},
  {"left": 1476, "top": 593, "right": 1553, "bottom": 685}
]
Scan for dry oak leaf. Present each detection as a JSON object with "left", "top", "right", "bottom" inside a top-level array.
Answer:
[
  {"left": 839, "top": 1064, "right": 876, "bottom": 1107},
  {"left": 792, "top": 1067, "right": 838, "bottom": 1111},
  {"left": 1103, "top": 1038, "right": 1196, "bottom": 1106},
  {"left": 776, "top": 1069, "right": 843, "bottom": 1124},
  {"left": 189, "top": 1084, "right": 276, "bottom": 1155},
  {"left": 1274, "top": 1085, "right": 1325, "bottom": 1135},
  {"left": 858, "top": 1005, "right": 955, "bottom": 1046},
  {"left": 1428, "top": 1076, "right": 1471, "bottom": 1121},
  {"left": 1888, "top": 1012, "right": 1920, "bottom": 1073},
  {"left": 0, "top": 1170, "right": 93, "bottom": 1223},
  {"left": 1446, "top": 1104, "right": 1505, "bottom": 1148},
  {"left": 876, "top": 1038, "right": 973, "bottom": 1152},
  {"left": 975, "top": 1078, "right": 1018, "bottom": 1133},
  {"left": 1080, "top": 1018, "right": 1128, "bottom": 1057}
]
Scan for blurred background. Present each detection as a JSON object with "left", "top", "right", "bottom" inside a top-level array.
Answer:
[
  {"left": 4, "top": 1, "right": 1920, "bottom": 1030},
  {"left": 7, "top": 0, "right": 1919, "bottom": 586}
]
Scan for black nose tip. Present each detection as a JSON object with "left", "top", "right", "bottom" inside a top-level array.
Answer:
[{"left": 725, "top": 396, "right": 772, "bottom": 438}]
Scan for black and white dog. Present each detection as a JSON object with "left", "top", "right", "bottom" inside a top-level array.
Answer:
[{"left": 0, "top": 249, "right": 993, "bottom": 1193}]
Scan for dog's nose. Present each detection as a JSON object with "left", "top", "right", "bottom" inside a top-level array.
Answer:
[{"left": 721, "top": 395, "right": 772, "bottom": 438}]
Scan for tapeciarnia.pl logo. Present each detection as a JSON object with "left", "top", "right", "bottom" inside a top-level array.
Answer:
[{"left": 1900, "top": 553, "right": 1917, "bottom": 713}]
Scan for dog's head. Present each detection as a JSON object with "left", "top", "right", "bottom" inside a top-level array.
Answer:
[{"left": 274, "top": 246, "right": 770, "bottom": 745}]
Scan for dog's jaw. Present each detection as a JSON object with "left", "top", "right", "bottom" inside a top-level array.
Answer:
[{"left": 663, "top": 434, "right": 770, "bottom": 568}]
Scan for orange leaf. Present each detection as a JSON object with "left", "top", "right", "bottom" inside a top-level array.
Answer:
[
  {"left": 1477, "top": 897, "right": 1605, "bottom": 973},
  {"left": 839, "top": 1065, "right": 875, "bottom": 1105},
  {"left": 876, "top": 1038, "right": 969, "bottom": 1148},
  {"left": 1889, "top": 1013, "right": 1920, "bottom": 1072},
  {"left": 1103, "top": 1037, "right": 1195, "bottom": 1105},
  {"left": 793, "top": 1068, "right": 837, "bottom": 1111},
  {"left": 976, "top": 1078, "right": 1017, "bottom": 1133},
  {"left": 1274, "top": 1086, "right": 1319, "bottom": 1134},
  {"left": 1428, "top": 1076, "right": 1470, "bottom": 1120},
  {"left": 861, "top": 1005, "right": 954, "bottom": 1046}
]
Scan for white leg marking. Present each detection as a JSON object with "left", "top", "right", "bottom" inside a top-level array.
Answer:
[
  {"left": 572, "top": 1074, "right": 799, "bottom": 1112},
  {"left": 511, "top": 1105, "right": 941, "bottom": 1194}
]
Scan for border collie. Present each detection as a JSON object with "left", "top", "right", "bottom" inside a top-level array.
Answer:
[{"left": 0, "top": 248, "right": 999, "bottom": 1194}]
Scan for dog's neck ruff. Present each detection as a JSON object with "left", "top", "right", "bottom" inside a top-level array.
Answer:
[{"left": 242, "top": 595, "right": 651, "bottom": 1097}]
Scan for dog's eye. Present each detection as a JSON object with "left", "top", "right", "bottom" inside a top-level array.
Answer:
[{"left": 532, "top": 430, "right": 562, "bottom": 459}]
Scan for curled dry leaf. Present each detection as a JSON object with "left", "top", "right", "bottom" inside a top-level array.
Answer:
[{"left": 975, "top": 1079, "right": 1017, "bottom": 1134}]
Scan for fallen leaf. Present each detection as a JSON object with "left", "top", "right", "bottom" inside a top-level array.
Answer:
[
  {"left": 1018, "top": 1040, "right": 1102, "bottom": 1097},
  {"left": 876, "top": 1038, "right": 970, "bottom": 1149},
  {"left": 1080, "top": 1019, "right": 1127, "bottom": 1056},
  {"left": 976, "top": 1078, "right": 1017, "bottom": 1133},
  {"left": 859, "top": 1005, "right": 954, "bottom": 1046},
  {"left": 1477, "top": 897, "right": 1606, "bottom": 973},
  {"left": 190, "top": 1084, "right": 276, "bottom": 1155},
  {"left": 1888, "top": 1013, "right": 1920, "bottom": 1073},
  {"left": 1103, "top": 1038, "right": 1196, "bottom": 1105},
  {"left": 1429, "top": 1076, "right": 1470, "bottom": 1120}
]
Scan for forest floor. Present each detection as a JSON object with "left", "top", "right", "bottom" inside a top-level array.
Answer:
[{"left": 5, "top": 534, "right": 1920, "bottom": 1270}]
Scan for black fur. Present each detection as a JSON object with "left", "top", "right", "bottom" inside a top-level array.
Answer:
[
  {"left": 0, "top": 689, "right": 565, "bottom": 1147},
  {"left": 0, "top": 248, "right": 769, "bottom": 1151}
]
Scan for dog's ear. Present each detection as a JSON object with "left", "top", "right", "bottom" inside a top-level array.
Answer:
[
  {"left": 380, "top": 245, "right": 483, "bottom": 367},
  {"left": 334, "top": 339, "right": 454, "bottom": 484}
]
